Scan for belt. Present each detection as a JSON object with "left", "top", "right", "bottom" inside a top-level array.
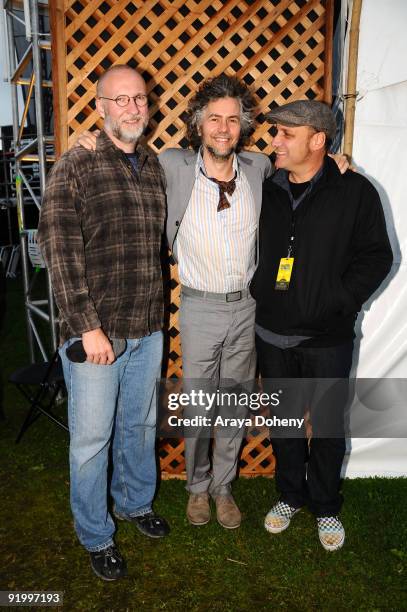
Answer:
[{"left": 181, "top": 285, "right": 249, "bottom": 302}]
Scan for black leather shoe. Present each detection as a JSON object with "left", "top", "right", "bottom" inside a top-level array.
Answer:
[
  {"left": 115, "top": 510, "right": 170, "bottom": 538},
  {"left": 90, "top": 545, "right": 127, "bottom": 581}
]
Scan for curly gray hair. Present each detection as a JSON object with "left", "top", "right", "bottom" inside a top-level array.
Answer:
[{"left": 184, "top": 74, "right": 257, "bottom": 152}]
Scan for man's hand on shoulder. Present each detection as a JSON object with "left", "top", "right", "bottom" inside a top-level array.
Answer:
[
  {"left": 328, "top": 152, "right": 351, "bottom": 174},
  {"left": 82, "top": 328, "right": 115, "bottom": 365},
  {"left": 72, "top": 130, "right": 100, "bottom": 151}
]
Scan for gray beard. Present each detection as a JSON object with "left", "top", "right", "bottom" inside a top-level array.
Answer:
[
  {"left": 206, "top": 144, "right": 236, "bottom": 161},
  {"left": 112, "top": 123, "right": 144, "bottom": 144}
]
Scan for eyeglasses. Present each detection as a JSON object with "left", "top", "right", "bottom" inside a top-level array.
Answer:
[{"left": 98, "top": 94, "right": 148, "bottom": 107}]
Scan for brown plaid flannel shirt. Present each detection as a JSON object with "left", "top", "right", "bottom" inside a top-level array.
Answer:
[{"left": 37, "top": 130, "right": 166, "bottom": 344}]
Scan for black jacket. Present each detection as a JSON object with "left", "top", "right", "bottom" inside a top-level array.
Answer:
[{"left": 250, "top": 156, "right": 393, "bottom": 346}]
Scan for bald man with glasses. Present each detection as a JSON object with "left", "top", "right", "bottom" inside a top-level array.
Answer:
[{"left": 38, "top": 65, "right": 169, "bottom": 581}]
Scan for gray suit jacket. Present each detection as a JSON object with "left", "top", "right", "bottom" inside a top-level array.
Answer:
[{"left": 158, "top": 148, "right": 273, "bottom": 253}]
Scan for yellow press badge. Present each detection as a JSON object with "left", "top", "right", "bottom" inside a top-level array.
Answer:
[{"left": 275, "top": 257, "right": 294, "bottom": 291}]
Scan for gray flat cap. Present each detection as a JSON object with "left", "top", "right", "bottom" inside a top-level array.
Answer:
[{"left": 267, "top": 100, "right": 336, "bottom": 140}]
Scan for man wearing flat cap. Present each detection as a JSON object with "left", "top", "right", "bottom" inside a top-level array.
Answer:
[{"left": 250, "top": 99, "right": 392, "bottom": 551}]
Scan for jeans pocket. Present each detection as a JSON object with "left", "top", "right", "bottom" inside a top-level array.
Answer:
[{"left": 60, "top": 336, "right": 81, "bottom": 352}]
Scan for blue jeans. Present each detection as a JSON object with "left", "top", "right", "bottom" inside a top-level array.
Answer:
[{"left": 60, "top": 331, "right": 163, "bottom": 552}]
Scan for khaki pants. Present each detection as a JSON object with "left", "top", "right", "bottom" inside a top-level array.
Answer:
[{"left": 179, "top": 289, "right": 257, "bottom": 497}]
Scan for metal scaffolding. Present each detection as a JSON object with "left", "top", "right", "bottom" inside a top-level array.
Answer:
[{"left": 1, "top": 0, "right": 57, "bottom": 362}]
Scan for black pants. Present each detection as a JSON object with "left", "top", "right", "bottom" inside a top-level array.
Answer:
[{"left": 256, "top": 335, "right": 354, "bottom": 516}]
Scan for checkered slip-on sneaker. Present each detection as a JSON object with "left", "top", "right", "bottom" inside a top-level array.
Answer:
[
  {"left": 317, "top": 516, "right": 345, "bottom": 551},
  {"left": 264, "top": 501, "right": 301, "bottom": 534}
]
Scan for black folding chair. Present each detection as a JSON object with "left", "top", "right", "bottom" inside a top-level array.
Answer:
[{"left": 9, "top": 350, "right": 68, "bottom": 442}]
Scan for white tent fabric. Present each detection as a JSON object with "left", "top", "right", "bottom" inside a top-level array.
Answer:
[{"left": 341, "top": 0, "right": 407, "bottom": 477}]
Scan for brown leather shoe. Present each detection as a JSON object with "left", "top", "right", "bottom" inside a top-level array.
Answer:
[
  {"left": 214, "top": 495, "right": 241, "bottom": 529},
  {"left": 187, "top": 492, "right": 210, "bottom": 525}
]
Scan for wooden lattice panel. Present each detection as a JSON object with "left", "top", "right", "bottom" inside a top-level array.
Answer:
[
  {"left": 50, "top": 0, "right": 333, "bottom": 478},
  {"left": 51, "top": 0, "right": 333, "bottom": 154},
  {"left": 165, "top": 256, "right": 182, "bottom": 380}
]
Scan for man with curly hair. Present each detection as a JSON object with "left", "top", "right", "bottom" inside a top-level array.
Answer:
[{"left": 159, "top": 75, "right": 272, "bottom": 529}]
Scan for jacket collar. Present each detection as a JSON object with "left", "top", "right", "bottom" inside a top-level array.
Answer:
[
  {"left": 317, "top": 154, "right": 344, "bottom": 187},
  {"left": 272, "top": 154, "right": 343, "bottom": 191}
]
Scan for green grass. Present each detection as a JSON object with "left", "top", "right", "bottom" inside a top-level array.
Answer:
[{"left": 1, "top": 278, "right": 406, "bottom": 611}]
